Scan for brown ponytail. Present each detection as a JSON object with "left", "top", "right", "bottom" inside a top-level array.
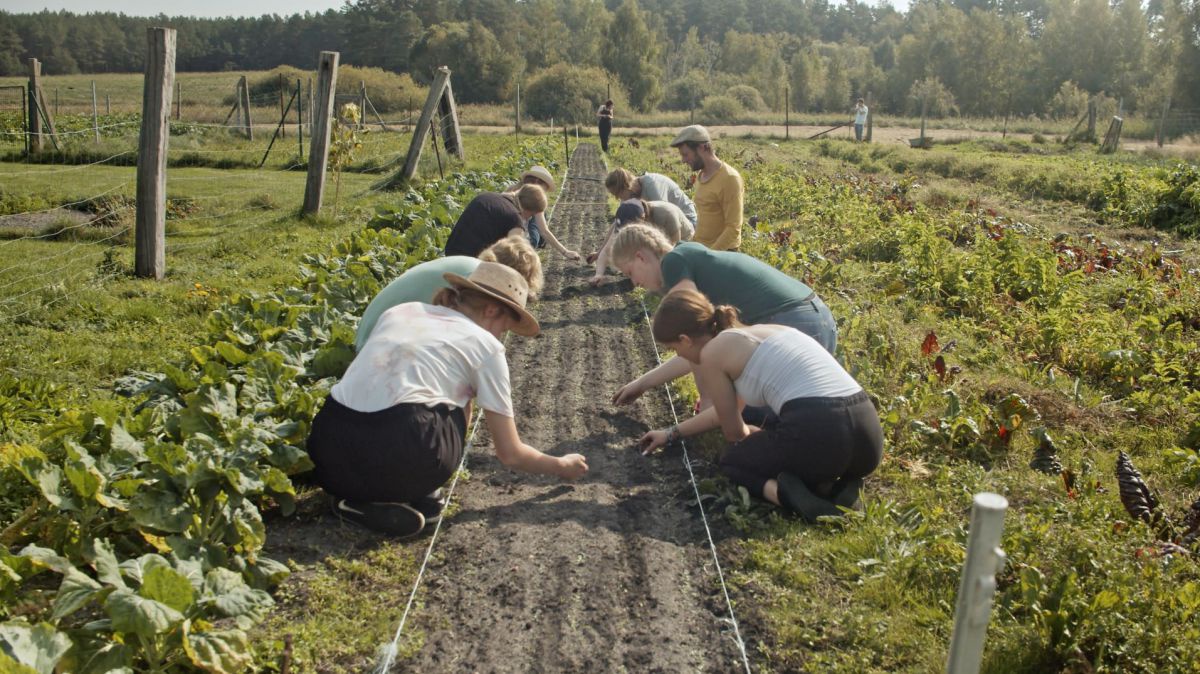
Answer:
[{"left": 651, "top": 288, "right": 744, "bottom": 343}]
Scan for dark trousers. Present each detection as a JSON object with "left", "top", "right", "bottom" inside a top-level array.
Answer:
[
  {"left": 599, "top": 119, "right": 612, "bottom": 152},
  {"left": 721, "top": 391, "right": 882, "bottom": 500},
  {"left": 307, "top": 397, "right": 466, "bottom": 503}
]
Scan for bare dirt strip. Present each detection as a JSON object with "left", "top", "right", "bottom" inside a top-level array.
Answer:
[{"left": 397, "top": 143, "right": 743, "bottom": 672}]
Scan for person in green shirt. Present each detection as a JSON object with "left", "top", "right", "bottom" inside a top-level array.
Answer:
[
  {"left": 354, "top": 235, "right": 544, "bottom": 351},
  {"left": 608, "top": 224, "right": 837, "bottom": 415}
]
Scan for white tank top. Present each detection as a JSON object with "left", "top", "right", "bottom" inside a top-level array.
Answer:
[{"left": 730, "top": 328, "right": 862, "bottom": 413}]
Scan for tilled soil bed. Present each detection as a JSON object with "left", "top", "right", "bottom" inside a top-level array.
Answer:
[{"left": 261, "top": 143, "right": 746, "bottom": 673}]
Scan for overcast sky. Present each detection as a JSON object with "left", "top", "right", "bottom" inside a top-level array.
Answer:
[{"left": 2, "top": 0, "right": 909, "bottom": 19}]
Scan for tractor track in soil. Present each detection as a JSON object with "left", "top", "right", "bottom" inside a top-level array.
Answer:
[{"left": 401, "top": 143, "right": 743, "bottom": 672}]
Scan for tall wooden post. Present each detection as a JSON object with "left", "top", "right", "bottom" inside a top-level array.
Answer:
[
  {"left": 515, "top": 81, "right": 521, "bottom": 134},
  {"left": 28, "top": 59, "right": 43, "bottom": 153},
  {"left": 279, "top": 73, "right": 286, "bottom": 138},
  {"left": 1157, "top": 96, "right": 1171, "bottom": 148},
  {"left": 1086, "top": 99, "right": 1097, "bottom": 140},
  {"left": 238, "top": 75, "right": 253, "bottom": 139},
  {"left": 135, "top": 27, "right": 176, "bottom": 280},
  {"left": 54, "top": 87, "right": 58, "bottom": 117},
  {"left": 303, "top": 51, "right": 339, "bottom": 215},
  {"left": 865, "top": 91, "right": 873, "bottom": 142},
  {"left": 105, "top": 94, "right": 110, "bottom": 114},
  {"left": 359, "top": 80, "right": 367, "bottom": 130},
  {"left": 436, "top": 68, "right": 464, "bottom": 159},
  {"left": 306, "top": 77, "right": 313, "bottom": 134},
  {"left": 784, "top": 83, "right": 789, "bottom": 140},
  {"left": 91, "top": 80, "right": 99, "bottom": 142}
]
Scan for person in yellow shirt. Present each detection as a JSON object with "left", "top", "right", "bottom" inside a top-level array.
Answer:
[{"left": 669, "top": 125, "right": 743, "bottom": 251}]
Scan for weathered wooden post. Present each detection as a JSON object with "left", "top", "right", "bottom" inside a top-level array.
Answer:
[
  {"left": 238, "top": 75, "right": 253, "bottom": 140},
  {"left": 135, "top": 27, "right": 176, "bottom": 280},
  {"left": 105, "top": 94, "right": 110, "bottom": 114},
  {"left": 359, "top": 80, "right": 367, "bottom": 130},
  {"left": 279, "top": 73, "right": 286, "bottom": 138},
  {"left": 397, "top": 66, "right": 460, "bottom": 183},
  {"left": 946, "top": 493, "right": 1008, "bottom": 674},
  {"left": 436, "top": 67, "right": 464, "bottom": 159},
  {"left": 784, "top": 83, "right": 789, "bottom": 141},
  {"left": 303, "top": 51, "right": 339, "bottom": 215},
  {"left": 1086, "top": 99, "right": 1097, "bottom": 140},
  {"left": 91, "top": 80, "right": 100, "bottom": 143},
  {"left": 515, "top": 81, "right": 521, "bottom": 135},
  {"left": 1156, "top": 96, "right": 1171, "bottom": 148},
  {"left": 28, "top": 58, "right": 42, "bottom": 153},
  {"left": 865, "top": 91, "right": 873, "bottom": 142},
  {"left": 54, "top": 87, "right": 58, "bottom": 117}
]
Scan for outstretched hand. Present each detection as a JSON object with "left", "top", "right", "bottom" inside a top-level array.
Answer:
[
  {"left": 557, "top": 453, "right": 589, "bottom": 480},
  {"left": 588, "top": 274, "right": 606, "bottom": 287},
  {"left": 564, "top": 249, "right": 582, "bottom": 262},
  {"left": 612, "top": 380, "right": 645, "bottom": 406},
  {"left": 638, "top": 429, "right": 669, "bottom": 456}
]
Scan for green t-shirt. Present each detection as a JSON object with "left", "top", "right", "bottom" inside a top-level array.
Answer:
[
  {"left": 355, "top": 256, "right": 481, "bottom": 351},
  {"left": 659, "top": 242, "right": 814, "bottom": 323}
]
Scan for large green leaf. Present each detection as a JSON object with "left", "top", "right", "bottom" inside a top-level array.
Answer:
[
  {"left": 214, "top": 342, "right": 250, "bottom": 366},
  {"left": 0, "top": 621, "right": 72, "bottom": 674},
  {"left": 129, "top": 488, "right": 193, "bottom": 534},
  {"left": 108, "top": 424, "right": 148, "bottom": 463},
  {"left": 202, "top": 568, "right": 273, "bottom": 626},
  {"left": 66, "top": 638, "right": 133, "bottom": 674},
  {"left": 184, "top": 626, "right": 252, "bottom": 674},
  {"left": 19, "top": 459, "right": 79, "bottom": 512},
  {"left": 85, "top": 539, "right": 126, "bottom": 590},
  {"left": 18, "top": 546, "right": 73, "bottom": 575},
  {"left": 50, "top": 568, "right": 103, "bottom": 622},
  {"left": 139, "top": 566, "right": 195, "bottom": 613},
  {"left": 104, "top": 589, "right": 183, "bottom": 638}
]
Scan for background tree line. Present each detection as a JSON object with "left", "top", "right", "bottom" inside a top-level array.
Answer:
[{"left": 1, "top": 0, "right": 1198, "bottom": 122}]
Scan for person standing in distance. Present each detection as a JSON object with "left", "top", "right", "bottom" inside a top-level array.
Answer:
[
  {"left": 853, "top": 98, "right": 869, "bottom": 142},
  {"left": 670, "top": 125, "right": 743, "bottom": 251},
  {"left": 597, "top": 100, "right": 614, "bottom": 153}
]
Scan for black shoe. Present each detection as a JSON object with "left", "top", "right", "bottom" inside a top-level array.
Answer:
[
  {"left": 410, "top": 489, "right": 447, "bottom": 526},
  {"left": 331, "top": 498, "right": 425, "bottom": 538},
  {"left": 832, "top": 477, "right": 864, "bottom": 511},
  {"left": 777, "top": 473, "right": 842, "bottom": 523}
]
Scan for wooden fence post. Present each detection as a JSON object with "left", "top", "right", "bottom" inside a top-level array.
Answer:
[
  {"left": 1157, "top": 96, "right": 1171, "bottom": 148},
  {"left": 54, "top": 87, "right": 58, "bottom": 117},
  {"left": 515, "top": 81, "right": 521, "bottom": 135},
  {"left": 866, "top": 91, "right": 873, "bottom": 142},
  {"left": 135, "top": 27, "right": 176, "bottom": 280},
  {"left": 28, "top": 58, "right": 42, "bottom": 153},
  {"left": 105, "top": 94, "right": 110, "bottom": 114},
  {"left": 303, "top": 51, "right": 339, "bottom": 215},
  {"left": 91, "top": 80, "right": 99, "bottom": 142},
  {"left": 785, "top": 83, "right": 789, "bottom": 140},
  {"left": 238, "top": 75, "right": 253, "bottom": 139},
  {"left": 279, "top": 73, "right": 286, "bottom": 138},
  {"left": 398, "top": 66, "right": 454, "bottom": 183},
  {"left": 359, "top": 80, "right": 367, "bottom": 130},
  {"left": 296, "top": 78, "right": 304, "bottom": 161},
  {"left": 437, "top": 67, "right": 464, "bottom": 159}
]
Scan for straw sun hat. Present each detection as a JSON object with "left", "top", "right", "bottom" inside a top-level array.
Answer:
[
  {"left": 444, "top": 262, "right": 540, "bottom": 336},
  {"left": 520, "top": 166, "right": 556, "bottom": 193}
]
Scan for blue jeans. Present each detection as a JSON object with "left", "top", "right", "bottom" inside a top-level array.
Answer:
[
  {"left": 854, "top": 123, "right": 864, "bottom": 141},
  {"left": 743, "top": 296, "right": 839, "bottom": 427},
  {"left": 526, "top": 217, "right": 544, "bottom": 249}
]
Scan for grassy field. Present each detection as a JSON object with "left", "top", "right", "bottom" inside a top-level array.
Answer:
[{"left": 0, "top": 117, "right": 1198, "bottom": 671}]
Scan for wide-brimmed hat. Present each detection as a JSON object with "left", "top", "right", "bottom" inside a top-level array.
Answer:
[
  {"left": 520, "top": 166, "right": 556, "bottom": 193},
  {"left": 670, "top": 124, "right": 712, "bottom": 147},
  {"left": 444, "top": 262, "right": 540, "bottom": 336}
]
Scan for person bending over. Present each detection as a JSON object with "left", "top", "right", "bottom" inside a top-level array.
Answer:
[
  {"left": 637, "top": 289, "right": 881, "bottom": 521},
  {"left": 505, "top": 166, "right": 581, "bottom": 260},
  {"left": 608, "top": 225, "right": 838, "bottom": 417},
  {"left": 589, "top": 198, "right": 691, "bottom": 286},
  {"left": 604, "top": 167, "right": 697, "bottom": 227},
  {"left": 355, "top": 234, "right": 544, "bottom": 352},
  {"left": 307, "top": 263, "right": 588, "bottom": 537}
]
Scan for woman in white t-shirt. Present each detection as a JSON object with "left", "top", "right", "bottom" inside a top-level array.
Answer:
[
  {"left": 637, "top": 289, "right": 882, "bottom": 521},
  {"left": 307, "top": 262, "right": 588, "bottom": 537}
]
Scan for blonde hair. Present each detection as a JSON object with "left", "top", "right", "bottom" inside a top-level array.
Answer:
[
  {"left": 514, "top": 184, "right": 547, "bottom": 214},
  {"left": 652, "top": 289, "right": 743, "bottom": 343},
  {"left": 605, "top": 168, "right": 636, "bottom": 197},
  {"left": 479, "top": 234, "right": 544, "bottom": 299},
  {"left": 610, "top": 223, "right": 673, "bottom": 267}
]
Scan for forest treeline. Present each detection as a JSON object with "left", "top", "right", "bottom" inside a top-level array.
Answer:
[{"left": 1, "top": 0, "right": 1198, "bottom": 121}]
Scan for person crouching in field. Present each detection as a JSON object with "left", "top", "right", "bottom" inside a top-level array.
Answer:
[
  {"left": 444, "top": 184, "right": 579, "bottom": 261},
  {"left": 589, "top": 198, "right": 692, "bottom": 286},
  {"left": 307, "top": 263, "right": 588, "bottom": 537},
  {"left": 608, "top": 225, "right": 838, "bottom": 420},
  {"left": 354, "top": 234, "right": 543, "bottom": 352},
  {"left": 505, "top": 165, "right": 582, "bottom": 261},
  {"left": 637, "top": 289, "right": 882, "bottom": 521},
  {"left": 604, "top": 167, "right": 698, "bottom": 228}
]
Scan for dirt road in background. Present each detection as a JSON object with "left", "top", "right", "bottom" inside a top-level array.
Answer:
[{"left": 402, "top": 143, "right": 743, "bottom": 672}]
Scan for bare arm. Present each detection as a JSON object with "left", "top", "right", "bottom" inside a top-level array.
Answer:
[
  {"left": 590, "top": 222, "right": 619, "bottom": 284},
  {"left": 536, "top": 213, "right": 581, "bottom": 260},
  {"left": 612, "top": 355, "right": 693, "bottom": 405},
  {"left": 486, "top": 410, "right": 588, "bottom": 479}
]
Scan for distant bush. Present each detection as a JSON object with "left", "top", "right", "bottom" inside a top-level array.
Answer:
[
  {"left": 727, "top": 84, "right": 766, "bottom": 112},
  {"left": 524, "top": 63, "right": 630, "bottom": 125},
  {"left": 699, "top": 95, "right": 744, "bottom": 124},
  {"left": 661, "top": 71, "right": 711, "bottom": 112},
  {"left": 228, "top": 66, "right": 426, "bottom": 115}
]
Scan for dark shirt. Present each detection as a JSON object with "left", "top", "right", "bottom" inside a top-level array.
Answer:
[
  {"left": 443, "top": 192, "right": 524, "bottom": 257},
  {"left": 660, "top": 242, "right": 815, "bottom": 323}
]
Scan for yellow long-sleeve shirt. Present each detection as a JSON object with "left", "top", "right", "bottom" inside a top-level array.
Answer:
[{"left": 691, "top": 161, "right": 744, "bottom": 250}]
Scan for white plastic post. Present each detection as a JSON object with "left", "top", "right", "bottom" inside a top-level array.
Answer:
[{"left": 946, "top": 493, "right": 1008, "bottom": 674}]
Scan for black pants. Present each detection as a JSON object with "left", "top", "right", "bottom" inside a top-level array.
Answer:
[
  {"left": 720, "top": 391, "right": 883, "bottom": 500},
  {"left": 306, "top": 396, "right": 466, "bottom": 503},
  {"left": 598, "top": 119, "right": 611, "bottom": 152}
]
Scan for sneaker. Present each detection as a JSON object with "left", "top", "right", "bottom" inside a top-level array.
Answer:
[
  {"left": 776, "top": 472, "right": 842, "bottom": 523},
  {"left": 410, "top": 489, "right": 447, "bottom": 526},
  {"left": 832, "top": 477, "right": 864, "bottom": 511},
  {"left": 331, "top": 498, "right": 425, "bottom": 538}
]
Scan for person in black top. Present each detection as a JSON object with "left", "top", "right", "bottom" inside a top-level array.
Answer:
[
  {"left": 444, "top": 185, "right": 547, "bottom": 258},
  {"left": 597, "top": 100, "right": 614, "bottom": 153}
]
